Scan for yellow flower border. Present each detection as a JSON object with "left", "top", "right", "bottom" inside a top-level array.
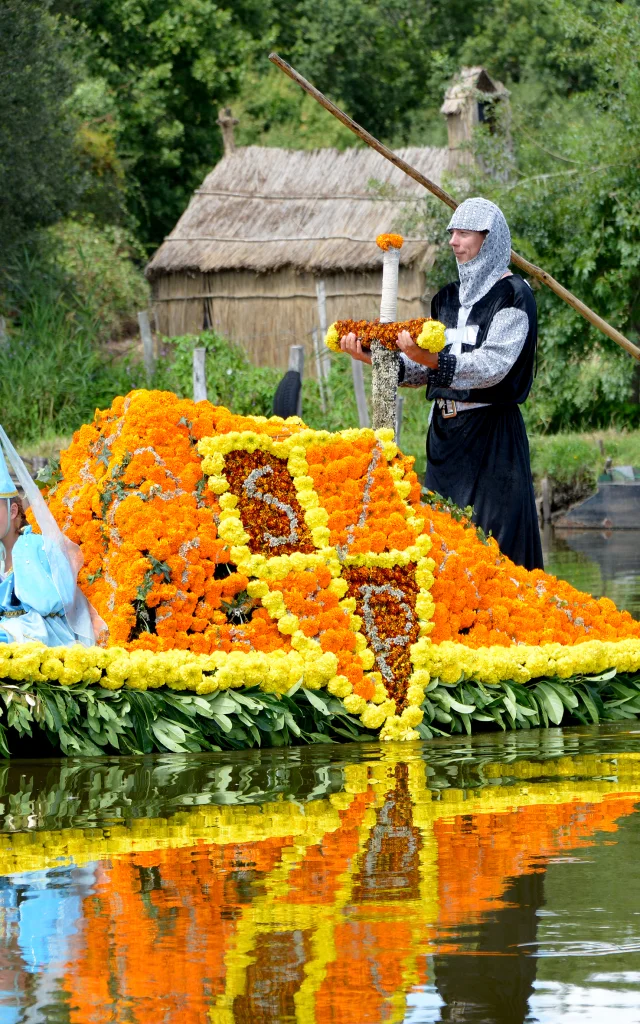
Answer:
[
  {"left": 1, "top": 637, "right": 639, "bottom": 700},
  {"left": 198, "top": 426, "right": 436, "bottom": 740}
]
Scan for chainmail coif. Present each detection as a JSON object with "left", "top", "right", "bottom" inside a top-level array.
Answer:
[{"left": 447, "top": 198, "right": 512, "bottom": 307}]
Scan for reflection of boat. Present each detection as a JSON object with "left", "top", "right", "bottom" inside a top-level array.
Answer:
[
  {"left": 2, "top": 746, "right": 640, "bottom": 1024},
  {"left": 556, "top": 482, "right": 640, "bottom": 529},
  {"left": 553, "top": 527, "right": 640, "bottom": 580}
]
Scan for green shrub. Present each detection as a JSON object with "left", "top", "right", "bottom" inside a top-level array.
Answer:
[
  {"left": 1, "top": 283, "right": 146, "bottom": 445},
  {"left": 529, "top": 434, "right": 598, "bottom": 488},
  {"left": 599, "top": 431, "right": 640, "bottom": 469},
  {"left": 48, "top": 219, "right": 149, "bottom": 341},
  {"left": 155, "top": 331, "right": 282, "bottom": 417}
]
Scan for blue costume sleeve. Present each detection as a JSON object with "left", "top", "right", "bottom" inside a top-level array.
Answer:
[
  {"left": 12, "top": 531, "right": 75, "bottom": 616},
  {"left": 0, "top": 574, "right": 19, "bottom": 642}
]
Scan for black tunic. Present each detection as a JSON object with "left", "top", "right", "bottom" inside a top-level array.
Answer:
[{"left": 424, "top": 275, "right": 543, "bottom": 571}]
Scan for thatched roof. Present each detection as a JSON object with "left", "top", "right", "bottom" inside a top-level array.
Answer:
[
  {"left": 440, "top": 67, "right": 508, "bottom": 117},
  {"left": 146, "top": 145, "right": 448, "bottom": 278}
]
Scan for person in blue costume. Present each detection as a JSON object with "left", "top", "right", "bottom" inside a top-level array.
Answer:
[
  {"left": 0, "top": 429, "right": 99, "bottom": 647},
  {"left": 0, "top": 499, "right": 78, "bottom": 647}
]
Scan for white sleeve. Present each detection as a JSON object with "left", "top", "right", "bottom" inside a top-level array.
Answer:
[{"left": 450, "top": 308, "right": 529, "bottom": 389}]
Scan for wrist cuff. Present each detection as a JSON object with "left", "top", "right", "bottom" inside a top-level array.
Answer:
[{"left": 428, "top": 352, "right": 456, "bottom": 388}]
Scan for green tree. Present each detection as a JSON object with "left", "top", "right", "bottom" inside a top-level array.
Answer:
[
  {"left": 504, "top": 0, "right": 640, "bottom": 428},
  {"left": 68, "top": 74, "right": 129, "bottom": 228},
  {"left": 55, "top": 0, "right": 272, "bottom": 247},
  {"left": 234, "top": 64, "right": 357, "bottom": 150},
  {"left": 458, "top": 0, "right": 603, "bottom": 95},
  {"left": 287, "top": 0, "right": 487, "bottom": 142},
  {"left": 0, "top": 0, "right": 80, "bottom": 259}
]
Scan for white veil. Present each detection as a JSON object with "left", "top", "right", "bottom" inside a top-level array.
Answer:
[{"left": 0, "top": 427, "right": 106, "bottom": 646}]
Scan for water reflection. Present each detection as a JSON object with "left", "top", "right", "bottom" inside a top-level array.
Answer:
[
  {"left": 543, "top": 526, "right": 640, "bottom": 618},
  {"left": 1, "top": 726, "right": 640, "bottom": 1023},
  {"left": 433, "top": 872, "right": 543, "bottom": 1022}
]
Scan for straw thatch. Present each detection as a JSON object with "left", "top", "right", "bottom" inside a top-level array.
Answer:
[
  {"left": 147, "top": 145, "right": 447, "bottom": 279},
  {"left": 151, "top": 264, "right": 429, "bottom": 369},
  {"left": 145, "top": 66, "right": 515, "bottom": 373},
  {"left": 147, "top": 145, "right": 448, "bottom": 372}
]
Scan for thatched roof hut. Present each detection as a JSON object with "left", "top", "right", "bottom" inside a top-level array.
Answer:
[
  {"left": 146, "top": 144, "right": 447, "bottom": 370},
  {"left": 146, "top": 68, "right": 507, "bottom": 372}
]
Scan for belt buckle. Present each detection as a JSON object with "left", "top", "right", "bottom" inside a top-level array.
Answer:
[{"left": 441, "top": 399, "right": 457, "bottom": 419}]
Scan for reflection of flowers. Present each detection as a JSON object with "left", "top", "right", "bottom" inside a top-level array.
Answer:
[{"left": 6, "top": 747, "right": 638, "bottom": 1024}]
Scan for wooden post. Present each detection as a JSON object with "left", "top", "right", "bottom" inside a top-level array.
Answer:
[
  {"left": 541, "top": 476, "right": 551, "bottom": 524},
  {"left": 288, "top": 344, "right": 305, "bottom": 417},
  {"left": 371, "top": 247, "right": 401, "bottom": 433},
  {"left": 0, "top": 317, "right": 6, "bottom": 345},
  {"left": 351, "top": 360, "right": 370, "bottom": 428},
  {"left": 395, "top": 394, "right": 404, "bottom": 446},
  {"left": 138, "top": 311, "right": 155, "bottom": 379},
  {"left": 193, "top": 347, "right": 208, "bottom": 402},
  {"left": 217, "top": 107, "right": 239, "bottom": 156},
  {"left": 315, "top": 279, "right": 331, "bottom": 380},
  {"left": 312, "top": 328, "right": 327, "bottom": 414}
]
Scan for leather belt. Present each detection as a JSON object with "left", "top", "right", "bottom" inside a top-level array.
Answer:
[{"left": 436, "top": 398, "right": 490, "bottom": 419}]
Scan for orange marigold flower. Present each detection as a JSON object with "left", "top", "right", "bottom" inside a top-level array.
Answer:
[{"left": 376, "top": 233, "right": 404, "bottom": 251}]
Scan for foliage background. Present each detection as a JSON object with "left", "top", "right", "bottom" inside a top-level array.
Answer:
[{"left": 1, "top": 0, "right": 639, "bottom": 449}]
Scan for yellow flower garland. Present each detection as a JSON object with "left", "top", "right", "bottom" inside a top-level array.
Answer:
[
  {"left": 197, "top": 426, "right": 437, "bottom": 739},
  {"left": 324, "top": 317, "right": 446, "bottom": 354},
  {"left": 2, "top": 638, "right": 638, "bottom": 695}
]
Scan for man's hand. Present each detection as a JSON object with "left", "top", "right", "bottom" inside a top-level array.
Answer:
[
  {"left": 340, "top": 332, "right": 372, "bottom": 364},
  {"left": 396, "top": 330, "right": 439, "bottom": 368}
]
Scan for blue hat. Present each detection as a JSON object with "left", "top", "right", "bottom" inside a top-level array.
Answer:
[{"left": 0, "top": 442, "right": 18, "bottom": 499}]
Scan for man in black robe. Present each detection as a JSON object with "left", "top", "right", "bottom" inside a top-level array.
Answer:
[
  {"left": 342, "top": 197, "right": 543, "bottom": 571},
  {"left": 402, "top": 197, "right": 543, "bottom": 570}
]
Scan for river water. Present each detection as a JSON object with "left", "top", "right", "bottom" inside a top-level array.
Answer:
[
  {"left": 1, "top": 725, "right": 640, "bottom": 1023},
  {"left": 1, "top": 530, "right": 640, "bottom": 1023},
  {"left": 544, "top": 526, "right": 640, "bottom": 619}
]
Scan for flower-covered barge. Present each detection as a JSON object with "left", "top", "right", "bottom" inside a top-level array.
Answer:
[{"left": 1, "top": 390, "right": 639, "bottom": 756}]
